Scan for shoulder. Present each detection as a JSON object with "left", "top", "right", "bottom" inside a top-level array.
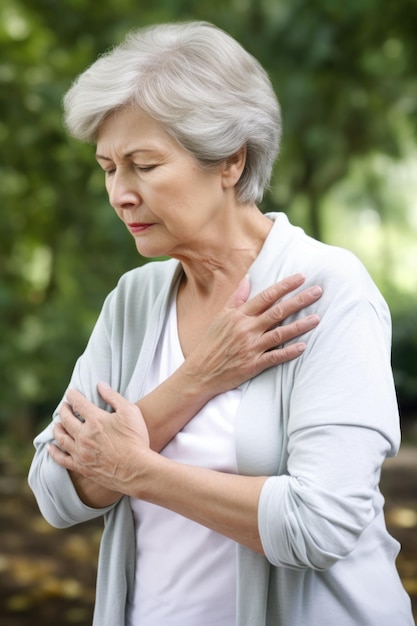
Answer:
[
  {"left": 98, "top": 258, "right": 180, "bottom": 326},
  {"left": 117, "top": 258, "right": 179, "bottom": 290},
  {"left": 109, "top": 258, "right": 180, "bottom": 303},
  {"left": 266, "top": 212, "right": 385, "bottom": 307}
]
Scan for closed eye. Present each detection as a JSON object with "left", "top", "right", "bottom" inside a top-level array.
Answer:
[{"left": 136, "top": 164, "right": 157, "bottom": 172}]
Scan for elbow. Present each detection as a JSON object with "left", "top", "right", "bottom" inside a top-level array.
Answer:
[
  {"left": 28, "top": 451, "right": 114, "bottom": 528},
  {"left": 28, "top": 451, "right": 81, "bottom": 529},
  {"left": 36, "top": 502, "right": 75, "bottom": 530},
  {"left": 263, "top": 511, "right": 361, "bottom": 571},
  {"left": 291, "top": 536, "right": 355, "bottom": 572},
  {"left": 259, "top": 478, "right": 379, "bottom": 571},
  {"left": 28, "top": 465, "right": 73, "bottom": 529}
]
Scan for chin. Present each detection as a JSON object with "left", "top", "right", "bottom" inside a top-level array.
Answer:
[{"left": 134, "top": 241, "right": 169, "bottom": 260}]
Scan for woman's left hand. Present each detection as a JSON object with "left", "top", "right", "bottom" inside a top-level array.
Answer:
[
  {"left": 49, "top": 382, "right": 151, "bottom": 496},
  {"left": 50, "top": 381, "right": 268, "bottom": 553}
]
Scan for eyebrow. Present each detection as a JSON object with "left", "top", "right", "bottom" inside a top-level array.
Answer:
[{"left": 95, "top": 149, "right": 157, "bottom": 161}]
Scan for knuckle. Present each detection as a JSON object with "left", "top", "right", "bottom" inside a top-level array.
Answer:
[
  {"left": 71, "top": 400, "right": 84, "bottom": 417},
  {"left": 270, "top": 303, "right": 285, "bottom": 322},
  {"left": 279, "top": 277, "right": 294, "bottom": 293},
  {"left": 233, "top": 325, "right": 250, "bottom": 344},
  {"left": 252, "top": 286, "right": 277, "bottom": 312},
  {"left": 259, "top": 287, "right": 274, "bottom": 305},
  {"left": 295, "top": 291, "right": 315, "bottom": 309},
  {"left": 290, "top": 319, "right": 304, "bottom": 334},
  {"left": 289, "top": 293, "right": 304, "bottom": 309},
  {"left": 79, "top": 451, "right": 92, "bottom": 466},
  {"left": 77, "top": 433, "right": 88, "bottom": 449},
  {"left": 264, "top": 349, "right": 282, "bottom": 366},
  {"left": 269, "top": 326, "right": 284, "bottom": 345},
  {"left": 268, "top": 347, "right": 291, "bottom": 366}
]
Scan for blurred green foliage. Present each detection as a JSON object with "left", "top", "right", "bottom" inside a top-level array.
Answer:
[{"left": 1, "top": 0, "right": 416, "bottom": 437}]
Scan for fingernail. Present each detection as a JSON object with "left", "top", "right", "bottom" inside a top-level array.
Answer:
[{"left": 310, "top": 286, "right": 322, "bottom": 296}]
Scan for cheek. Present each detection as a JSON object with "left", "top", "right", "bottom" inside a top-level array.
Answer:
[
  {"left": 105, "top": 181, "right": 116, "bottom": 207},
  {"left": 110, "top": 204, "right": 127, "bottom": 225}
]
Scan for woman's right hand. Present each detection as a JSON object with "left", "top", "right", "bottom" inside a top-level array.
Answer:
[
  {"left": 139, "top": 273, "right": 322, "bottom": 451},
  {"left": 180, "top": 273, "right": 321, "bottom": 396}
]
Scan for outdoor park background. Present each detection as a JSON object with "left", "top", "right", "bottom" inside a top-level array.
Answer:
[{"left": 0, "top": 0, "right": 416, "bottom": 624}]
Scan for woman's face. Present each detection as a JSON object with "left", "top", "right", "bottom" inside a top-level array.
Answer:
[{"left": 96, "top": 106, "right": 236, "bottom": 260}]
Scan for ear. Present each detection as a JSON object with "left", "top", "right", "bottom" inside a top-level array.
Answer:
[{"left": 221, "top": 145, "right": 247, "bottom": 189}]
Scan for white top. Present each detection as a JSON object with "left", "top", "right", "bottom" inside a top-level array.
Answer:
[{"left": 128, "top": 289, "right": 241, "bottom": 626}]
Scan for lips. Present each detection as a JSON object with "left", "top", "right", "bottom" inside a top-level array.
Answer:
[{"left": 127, "top": 222, "right": 153, "bottom": 234}]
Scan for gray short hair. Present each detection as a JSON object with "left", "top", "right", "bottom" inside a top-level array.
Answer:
[{"left": 63, "top": 21, "right": 281, "bottom": 203}]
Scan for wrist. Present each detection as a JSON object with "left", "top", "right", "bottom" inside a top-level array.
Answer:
[
  {"left": 176, "top": 359, "right": 215, "bottom": 405},
  {"left": 128, "top": 448, "right": 164, "bottom": 501}
]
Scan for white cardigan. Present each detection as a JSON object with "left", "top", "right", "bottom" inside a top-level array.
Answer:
[{"left": 29, "top": 213, "right": 414, "bottom": 625}]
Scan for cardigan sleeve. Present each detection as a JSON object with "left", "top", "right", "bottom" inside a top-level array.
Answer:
[
  {"left": 257, "top": 283, "right": 400, "bottom": 570},
  {"left": 28, "top": 289, "right": 118, "bottom": 528},
  {"left": 258, "top": 425, "right": 390, "bottom": 569},
  {"left": 28, "top": 260, "right": 178, "bottom": 529}
]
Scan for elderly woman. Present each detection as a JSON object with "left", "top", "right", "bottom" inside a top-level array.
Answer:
[{"left": 29, "top": 21, "right": 413, "bottom": 626}]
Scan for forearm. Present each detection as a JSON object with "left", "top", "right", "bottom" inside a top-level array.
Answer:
[
  {"left": 137, "top": 362, "right": 214, "bottom": 452},
  {"left": 131, "top": 450, "right": 268, "bottom": 553},
  {"left": 68, "top": 470, "right": 122, "bottom": 508}
]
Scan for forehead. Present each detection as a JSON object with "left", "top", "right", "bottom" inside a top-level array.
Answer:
[{"left": 96, "top": 106, "right": 176, "bottom": 155}]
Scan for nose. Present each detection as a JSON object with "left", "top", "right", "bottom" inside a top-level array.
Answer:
[{"left": 107, "top": 170, "right": 142, "bottom": 211}]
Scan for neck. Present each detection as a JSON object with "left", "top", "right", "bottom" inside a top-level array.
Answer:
[{"left": 176, "top": 206, "right": 272, "bottom": 301}]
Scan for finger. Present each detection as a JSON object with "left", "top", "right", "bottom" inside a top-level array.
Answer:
[
  {"left": 52, "top": 421, "right": 74, "bottom": 453},
  {"left": 259, "top": 314, "right": 320, "bottom": 352},
  {"left": 277, "top": 285, "right": 323, "bottom": 319},
  {"left": 59, "top": 401, "right": 85, "bottom": 436},
  {"left": 257, "top": 341, "right": 308, "bottom": 370},
  {"left": 48, "top": 442, "right": 76, "bottom": 471},
  {"left": 259, "top": 285, "right": 322, "bottom": 330},
  {"left": 97, "top": 381, "right": 129, "bottom": 413},
  {"left": 242, "top": 274, "right": 306, "bottom": 316},
  {"left": 66, "top": 389, "right": 102, "bottom": 422}
]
